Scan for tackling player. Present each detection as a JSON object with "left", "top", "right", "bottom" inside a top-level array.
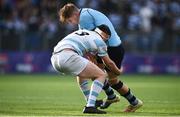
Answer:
[
  {"left": 58, "top": 3, "right": 143, "bottom": 112},
  {"left": 51, "top": 25, "right": 122, "bottom": 114}
]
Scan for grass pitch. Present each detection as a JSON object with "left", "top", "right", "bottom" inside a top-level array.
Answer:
[{"left": 0, "top": 74, "right": 180, "bottom": 116}]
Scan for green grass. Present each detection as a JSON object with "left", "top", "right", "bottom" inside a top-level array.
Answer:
[{"left": 0, "top": 74, "right": 180, "bottom": 116}]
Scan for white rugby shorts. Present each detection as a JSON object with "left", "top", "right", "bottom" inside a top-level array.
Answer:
[{"left": 51, "top": 50, "right": 88, "bottom": 75}]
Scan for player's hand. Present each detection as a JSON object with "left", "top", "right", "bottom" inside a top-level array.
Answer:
[{"left": 114, "top": 67, "right": 123, "bottom": 75}]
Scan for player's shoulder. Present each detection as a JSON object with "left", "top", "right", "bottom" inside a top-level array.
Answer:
[
  {"left": 81, "top": 8, "right": 94, "bottom": 13},
  {"left": 81, "top": 8, "right": 99, "bottom": 15}
]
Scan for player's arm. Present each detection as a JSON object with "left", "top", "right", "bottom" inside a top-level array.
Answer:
[
  {"left": 95, "top": 38, "right": 121, "bottom": 75},
  {"left": 101, "top": 55, "right": 121, "bottom": 75}
]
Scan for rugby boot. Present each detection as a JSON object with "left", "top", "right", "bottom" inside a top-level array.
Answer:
[
  {"left": 100, "top": 95, "right": 120, "bottom": 109},
  {"left": 95, "top": 99, "right": 103, "bottom": 107},
  {"left": 123, "top": 99, "right": 143, "bottom": 112},
  {"left": 83, "top": 106, "right": 106, "bottom": 114}
]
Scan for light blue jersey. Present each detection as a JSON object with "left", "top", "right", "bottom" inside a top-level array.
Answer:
[
  {"left": 54, "top": 29, "right": 108, "bottom": 57},
  {"left": 79, "top": 8, "right": 121, "bottom": 47}
]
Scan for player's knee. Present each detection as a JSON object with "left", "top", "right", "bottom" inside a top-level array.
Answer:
[
  {"left": 100, "top": 72, "right": 107, "bottom": 79},
  {"left": 111, "top": 80, "right": 124, "bottom": 91},
  {"left": 96, "top": 72, "right": 107, "bottom": 82}
]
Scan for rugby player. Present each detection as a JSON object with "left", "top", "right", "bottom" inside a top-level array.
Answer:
[
  {"left": 51, "top": 25, "right": 121, "bottom": 114},
  {"left": 58, "top": 3, "right": 143, "bottom": 112}
]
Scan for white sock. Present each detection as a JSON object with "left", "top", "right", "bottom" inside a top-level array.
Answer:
[
  {"left": 87, "top": 80, "right": 104, "bottom": 107},
  {"left": 79, "top": 80, "right": 89, "bottom": 102}
]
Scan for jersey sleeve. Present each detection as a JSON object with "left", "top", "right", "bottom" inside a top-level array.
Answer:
[{"left": 94, "top": 38, "right": 108, "bottom": 57}]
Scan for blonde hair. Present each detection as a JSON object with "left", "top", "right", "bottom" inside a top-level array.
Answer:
[{"left": 59, "top": 3, "right": 79, "bottom": 23}]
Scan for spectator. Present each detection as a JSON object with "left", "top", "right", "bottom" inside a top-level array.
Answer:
[{"left": 0, "top": 0, "right": 179, "bottom": 54}]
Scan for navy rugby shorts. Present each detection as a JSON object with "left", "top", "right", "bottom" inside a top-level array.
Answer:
[{"left": 96, "top": 44, "right": 125, "bottom": 69}]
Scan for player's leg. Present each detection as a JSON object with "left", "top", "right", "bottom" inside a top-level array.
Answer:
[
  {"left": 108, "top": 72, "right": 143, "bottom": 112},
  {"left": 77, "top": 77, "right": 120, "bottom": 109},
  {"left": 77, "top": 77, "right": 89, "bottom": 102},
  {"left": 96, "top": 56, "right": 120, "bottom": 102},
  {"left": 58, "top": 51, "right": 106, "bottom": 110},
  {"left": 100, "top": 77, "right": 120, "bottom": 109},
  {"left": 52, "top": 51, "right": 106, "bottom": 114},
  {"left": 77, "top": 77, "right": 103, "bottom": 107},
  {"left": 78, "top": 60, "right": 107, "bottom": 114},
  {"left": 102, "top": 78, "right": 120, "bottom": 101},
  {"left": 77, "top": 76, "right": 119, "bottom": 108},
  {"left": 107, "top": 45, "right": 143, "bottom": 112},
  {"left": 79, "top": 54, "right": 119, "bottom": 108}
]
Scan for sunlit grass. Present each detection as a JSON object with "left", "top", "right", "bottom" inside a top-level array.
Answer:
[{"left": 0, "top": 74, "right": 180, "bottom": 116}]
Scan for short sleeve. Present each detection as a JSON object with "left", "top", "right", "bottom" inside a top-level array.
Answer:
[{"left": 94, "top": 39, "right": 107, "bottom": 57}]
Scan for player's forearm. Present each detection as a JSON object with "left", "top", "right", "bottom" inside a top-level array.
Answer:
[{"left": 105, "top": 61, "right": 121, "bottom": 75}]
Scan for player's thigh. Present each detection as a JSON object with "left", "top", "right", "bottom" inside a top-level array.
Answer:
[
  {"left": 64, "top": 53, "right": 90, "bottom": 75},
  {"left": 63, "top": 53, "right": 106, "bottom": 79},
  {"left": 78, "top": 61, "right": 107, "bottom": 80},
  {"left": 51, "top": 51, "right": 88, "bottom": 75}
]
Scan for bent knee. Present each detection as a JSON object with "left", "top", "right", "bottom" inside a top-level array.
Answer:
[
  {"left": 95, "top": 72, "right": 107, "bottom": 82},
  {"left": 98, "top": 72, "right": 107, "bottom": 79}
]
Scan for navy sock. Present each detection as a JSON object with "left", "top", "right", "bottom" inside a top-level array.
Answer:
[
  {"left": 103, "top": 79, "right": 116, "bottom": 100},
  {"left": 122, "top": 89, "right": 138, "bottom": 106}
]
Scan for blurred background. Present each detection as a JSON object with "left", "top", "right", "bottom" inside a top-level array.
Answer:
[{"left": 0, "top": 0, "right": 179, "bottom": 74}]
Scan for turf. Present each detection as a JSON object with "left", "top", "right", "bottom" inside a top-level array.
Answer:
[{"left": 0, "top": 74, "right": 180, "bottom": 116}]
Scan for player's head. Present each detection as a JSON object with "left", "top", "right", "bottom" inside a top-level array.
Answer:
[
  {"left": 59, "top": 3, "right": 79, "bottom": 24},
  {"left": 94, "top": 24, "right": 111, "bottom": 41}
]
